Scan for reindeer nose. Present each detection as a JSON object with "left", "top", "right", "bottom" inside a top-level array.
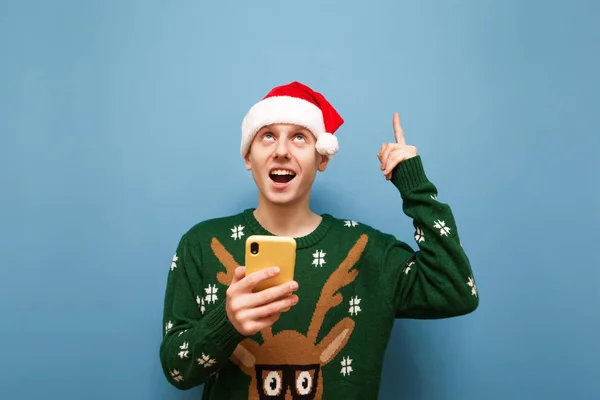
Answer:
[{"left": 285, "top": 387, "right": 293, "bottom": 400}]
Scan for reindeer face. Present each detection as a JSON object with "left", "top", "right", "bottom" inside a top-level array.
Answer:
[
  {"left": 210, "top": 234, "right": 368, "bottom": 400},
  {"left": 233, "top": 322, "right": 354, "bottom": 399},
  {"left": 255, "top": 363, "right": 321, "bottom": 400}
]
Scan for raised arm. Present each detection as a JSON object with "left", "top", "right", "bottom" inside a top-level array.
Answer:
[{"left": 376, "top": 113, "right": 479, "bottom": 319}]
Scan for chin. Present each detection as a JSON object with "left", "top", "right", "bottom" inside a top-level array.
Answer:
[
  {"left": 262, "top": 181, "right": 310, "bottom": 206},
  {"left": 262, "top": 190, "right": 301, "bottom": 206}
]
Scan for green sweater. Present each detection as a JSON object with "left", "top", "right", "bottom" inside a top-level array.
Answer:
[{"left": 159, "top": 156, "right": 478, "bottom": 399}]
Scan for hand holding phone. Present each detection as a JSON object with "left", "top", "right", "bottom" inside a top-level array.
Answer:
[
  {"left": 225, "top": 235, "right": 298, "bottom": 336},
  {"left": 244, "top": 235, "right": 296, "bottom": 292}
]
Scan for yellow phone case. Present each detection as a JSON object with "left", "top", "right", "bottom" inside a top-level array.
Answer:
[{"left": 245, "top": 235, "right": 296, "bottom": 293}]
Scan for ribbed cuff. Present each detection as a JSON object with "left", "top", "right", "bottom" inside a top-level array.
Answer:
[
  {"left": 390, "top": 155, "right": 429, "bottom": 192},
  {"left": 204, "top": 301, "right": 246, "bottom": 356}
]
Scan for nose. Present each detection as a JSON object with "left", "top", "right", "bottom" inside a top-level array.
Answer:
[{"left": 273, "top": 138, "right": 290, "bottom": 159}]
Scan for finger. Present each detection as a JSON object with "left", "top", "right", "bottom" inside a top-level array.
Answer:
[
  {"left": 246, "top": 280, "right": 299, "bottom": 309},
  {"left": 393, "top": 112, "right": 406, "bottom": 146},
  {"left": 377, "top": 143, "right": 387, "bottom": 167},
  {"left": 240, "top": 267, "right": 280, "bottom": 291},
  {"left": 235, "top": 266, "right": 246, "bottom": 279},
  {"left": 248, "top": 313, "right": 282, "bottom": 334},
  {"left": 383, "top": 149, "right": 407, "bottom": 176},
  {"left": 242, "top": 294, "right": 299, "bottom": 321},
  {"left": 229, "top": 266, "right": 245, "bottom": 286},
  {"left": 377, "top": 143, "right": 386, "bottom": 158},
  {"left": 381, "top": 144, "right": 400, "bottom": 171},
  {"left": 383, "top": 150, "right": 405, "bottom": 175}
]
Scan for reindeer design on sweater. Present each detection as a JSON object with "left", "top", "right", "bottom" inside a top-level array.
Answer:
[{"left": 210, "top": 234, "right": 368, "bottom": 400}]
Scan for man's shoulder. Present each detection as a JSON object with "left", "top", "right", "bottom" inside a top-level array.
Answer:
[
  {"left": 325, "top": 213, "right": 392, "bottom": 239},
  {"left": 325, "top": 213, "right": 410, "bottom": 260},
  {"left": 181, "top": 209, "right": 248, "bottom": 243}
]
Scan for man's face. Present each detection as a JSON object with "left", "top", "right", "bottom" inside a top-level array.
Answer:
[{"left": 244, "top": 123, "right": 329, "bottom": 206}]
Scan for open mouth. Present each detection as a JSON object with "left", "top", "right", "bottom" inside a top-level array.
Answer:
[{"left": 269, "top": 169, "right": 296, "bottom": 184}]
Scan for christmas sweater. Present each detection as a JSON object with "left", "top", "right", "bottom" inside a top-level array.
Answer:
[{"left": 159, "top": 156, "right": 479, "bottom": 400}]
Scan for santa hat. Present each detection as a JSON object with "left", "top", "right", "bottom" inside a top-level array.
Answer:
[{"left": 241, "top": 81, "right": 344, "bottom": 158}]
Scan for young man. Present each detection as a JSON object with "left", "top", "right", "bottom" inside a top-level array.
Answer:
[{"left": 159, "top": 81, "right": 479, "bottom": 399}]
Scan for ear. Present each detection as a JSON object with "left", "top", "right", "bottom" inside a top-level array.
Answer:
[
  {"left": 316, "top": 318, "right": 354, "bottom": 364},
  {"left": 244, "top": 152, "right": 252, "bottom": 171},
  {"left": 231, "top": 338, "right": 260, "bottom": 376},
  {"left": 317, "top": 154, "right": 330, "bottom": 172}
]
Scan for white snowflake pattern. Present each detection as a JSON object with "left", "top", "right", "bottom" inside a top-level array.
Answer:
[
  {"left": 341, "top": 356, "right": 353, "bottom": 376},
  {"left": 433, "top": 220, "right": 451, "bottom": 236},
  {"left": 198, "top": 353, "right": 217, "bottom": 368},
  {"left": 196, "top": 295, "right": 206, "bottom": 314},
  {"left": 178, "top": 342, "right": 189, "bottom": 359},
  {"left": 349, "top": 297, "right": 362, "bottom": 316},
  {"left": 467, "top": 276, "right": 478, "bottom": 297},
  {"left": 177, "top": 329, "right": 188, "bottom": 337},
  {"left": 231, "top": 225, "right": 245, "bottom": 240},
  {"left": 430, "top": 194, "right": 437, "bottom": 200},
  {"left": 312, "top": 250, "right": 326, "bottom": 267},
  {"left": 165, "top": 321, "right": 173, "bottom": 333},
  {"left": 204, "top": 284, "right": 218, "bottom": 304},
  {"left": 414, "top": 227, "right": 425, "bottom": 243},
  {"left": 403, "top": 261, "right": 415, "bottom": 275},
  {"left": 344, "top": 220, "right": 359, "bottom": 227},
  {"left": 170, "top": 254, "right": 178, "bottom": 271},
  {"left": 171, "top": 369, "right": 183, "bottom": 382}
]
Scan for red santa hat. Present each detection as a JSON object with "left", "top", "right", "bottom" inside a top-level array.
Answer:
[{"left": 241, "top": 81, "right": 344, "bottom": 158}]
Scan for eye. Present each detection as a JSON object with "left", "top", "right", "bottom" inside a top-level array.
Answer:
[
  {"left": 263, "top": 132, "right": 275, "bottom": 140},
  {"left": 293, "top": 133, "right": 306, "bottom": 142},
  {"left": 295, "top": 370, "right": 314, "bottom": 395},
  {"left": 263, "top": 371, "right": 282, "bottom": 396}
]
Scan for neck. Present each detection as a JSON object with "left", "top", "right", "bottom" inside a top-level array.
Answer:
[{"left": 253, "top": 196, "right": 322, "bottom": 238}]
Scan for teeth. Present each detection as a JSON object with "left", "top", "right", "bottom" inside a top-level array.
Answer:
[{"left": 270, "top": 169, "right": 295, "bottom": 176}]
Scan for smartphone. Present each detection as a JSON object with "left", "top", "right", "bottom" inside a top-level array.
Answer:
[{"left": 245, "top": 235, "right": 296, "bottom": 294}]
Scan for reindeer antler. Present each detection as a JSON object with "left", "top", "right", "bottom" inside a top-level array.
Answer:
[
  {"left": 307, "top": 234, "right": 368, "bottom": 343},
  {"left": 210, "top": 238, "right": 239, "bottom": 286}
]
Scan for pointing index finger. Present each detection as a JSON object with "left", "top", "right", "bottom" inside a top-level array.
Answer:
[{"left": 393, "top": 112, "right": 406, "bottom": 145}]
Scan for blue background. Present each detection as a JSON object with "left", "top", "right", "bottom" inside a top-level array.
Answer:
[{"left": 1, "top": 0, "right": 598, "bottom": 399}]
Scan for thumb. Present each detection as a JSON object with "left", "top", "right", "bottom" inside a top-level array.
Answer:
[{"left": 232, "top": 266, "right": 246, "bottom": 283}]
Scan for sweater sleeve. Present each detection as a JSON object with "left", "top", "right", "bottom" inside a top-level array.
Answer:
[
  {"left": 378, "top": 155, "right": 479, "bottom": 319},
  {"left": 159, "top": 234, "right": 246, "bottom": 390}
]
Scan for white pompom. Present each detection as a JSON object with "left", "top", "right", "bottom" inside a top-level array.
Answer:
[{"left": 315, "top": 133, "right": 339, "bottom": 156}]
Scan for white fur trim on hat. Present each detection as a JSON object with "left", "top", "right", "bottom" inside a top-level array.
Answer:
[
  {"left": 315, "top": 132, "right": 339, "bottom": 155},
  {"left": 241, "top": 95, "right": 338, "bottom": 158}
]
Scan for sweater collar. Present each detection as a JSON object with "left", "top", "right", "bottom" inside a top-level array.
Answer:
[{"left": 242, "top": 208, "right": 333, "bottom": 249}]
